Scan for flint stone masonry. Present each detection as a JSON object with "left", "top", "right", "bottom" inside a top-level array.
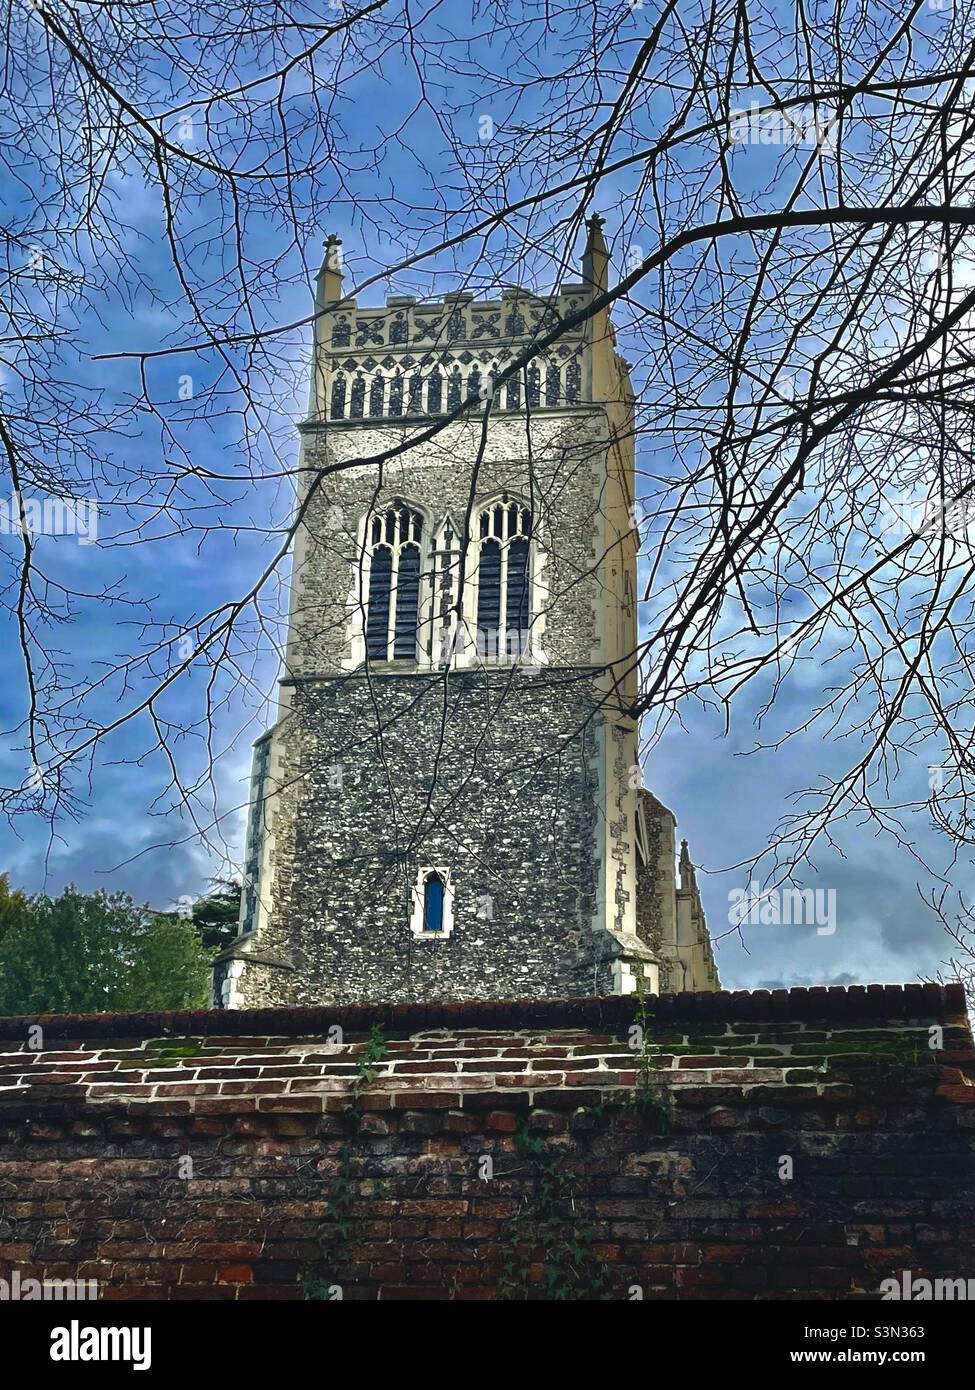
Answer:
[
  {"left": 288, "top": 415, "right": 604, "bottom": 676},
  {"left": 233, "top": 670, "right": 603, "bottom": 1006},
  {"left": 1, "top": 984, "right": 973, "bottom": 1300}
]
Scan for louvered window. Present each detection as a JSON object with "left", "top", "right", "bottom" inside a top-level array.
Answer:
[
  {"left": 393, "top": 544, "right": 421, "bottom": 658},
  {"left": 475, "top": 503, "right": 532, "bottom": 660},
  {"left": 365, "top": 505, "right": 424, "bottom": 662}
]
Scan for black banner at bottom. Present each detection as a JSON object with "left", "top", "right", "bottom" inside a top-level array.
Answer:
[{"left": 0, "top": 1299, "right": 959, "bottom": 1375}]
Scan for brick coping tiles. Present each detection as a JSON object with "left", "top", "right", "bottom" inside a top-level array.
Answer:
[{"left": 0, "top": 982, "right": 964, "bottom": 1042}]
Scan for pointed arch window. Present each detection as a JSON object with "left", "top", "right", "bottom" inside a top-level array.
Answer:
[
  {"left": 330, "top": 374, "right": 347, "bottom": 419},
  {"left": 427, "top": 370, "right": 443, "bottom": 414},
  {"left": 526, "top": 364, "right": 541, "bottom": 408},
  {"left": 410, "top": 866, "right": 454, "bottom": 938},
  {"left": 369, "top": 373, "right": 385, "bottom": 417},
  {"left": 476, "top": 502, "right": 532, "bottom": 660},
  {"left": 350, "top": 374, "right": 366, "bottom": 418},
  {"left": 545, "top": 363, "right": 560, "bottom": 406},
  {"left": 447, "top": 367, "right": 462, "bottom": 411},
  {"left": 365, "top": 504, "right": 424, "bottom": 662},
  {"left": 423, "top": 872, "right": 445, "bottom": 932}
]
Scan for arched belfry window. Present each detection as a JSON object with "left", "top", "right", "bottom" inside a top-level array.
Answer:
[
  {"left": 475, "top": 502, "right": 532, "bottom": 659},
  {"left": 365, "top": 504, "right": 424, "bottom": 662}
]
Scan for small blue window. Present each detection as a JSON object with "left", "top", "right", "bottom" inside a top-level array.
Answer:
[{"left": 423, "top": 873, "right": 445, "bottom": 932}]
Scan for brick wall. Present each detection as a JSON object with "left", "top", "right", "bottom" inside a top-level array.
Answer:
[{"left": 1, "top": 985, "right": 973, "bottom": 1300}]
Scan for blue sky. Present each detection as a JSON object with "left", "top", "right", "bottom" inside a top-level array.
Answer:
[{"left": 0, "top": 1, "right": 968, "bottom": 993}]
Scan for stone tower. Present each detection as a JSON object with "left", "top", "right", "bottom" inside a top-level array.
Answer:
[{"left": 213, "top": 220, "right": 718, "bottom": 1007}]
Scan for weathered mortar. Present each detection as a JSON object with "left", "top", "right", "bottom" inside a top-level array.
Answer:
[{"left": 1, "top": 985, "right": 972, "bottom": 1300}]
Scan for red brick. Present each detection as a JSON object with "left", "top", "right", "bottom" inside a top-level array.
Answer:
[
  {"left": 391, "top": 1091, "right": 462, "bottom": 1110},
  {"left": 937, "top": 1084, "right": 975, "bottom": 1104},
  {"left": 483, "top": 1111, "right": 518, "bottom": 1133}
]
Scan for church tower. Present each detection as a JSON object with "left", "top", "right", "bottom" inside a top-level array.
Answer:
[{"left": 213, "top": 220, "right": 718, "bottom": 1007}]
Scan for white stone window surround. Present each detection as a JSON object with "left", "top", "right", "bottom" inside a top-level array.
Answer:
[
  {"left": 456, "top": 494, "right": 549, "bottom": 670},
  {"left": 344, "top": 499, "right": 436, "bottom": 670},
  {"left": 410, "top": 866, "right": 455, "bottom": 939},
  {"left": 218, "top": 958, "right": 246, "bottom": 1008},
  {"left": 343, "top": 495, "right": 549, "bottom": 673}
]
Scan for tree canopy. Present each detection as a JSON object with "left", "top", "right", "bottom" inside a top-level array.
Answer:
[{"left": 0, "top": 885, "right": 211, "bottom": 1016}]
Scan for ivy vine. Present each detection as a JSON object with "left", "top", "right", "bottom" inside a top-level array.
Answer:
[
  {"left": 498, "top": 1120, "right": 612, "bottom": 1301},
  {"left": 301, "top": 1024, "right": 388, "bottom": 1300}
]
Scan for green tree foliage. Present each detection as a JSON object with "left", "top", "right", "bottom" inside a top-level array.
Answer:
[
  {"left": 0, "top": 885, "right": 211, "bottom": 1016},
  {"left": 0, "top": 874, "right": 29, "bottom": 945},
  {"left": 180, "top": 878, "right": 242, "bottom": 951}
]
